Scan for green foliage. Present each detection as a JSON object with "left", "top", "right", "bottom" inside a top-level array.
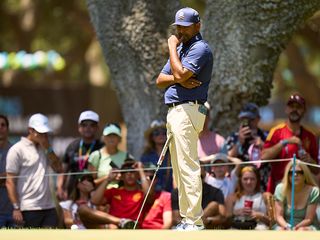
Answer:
[{"left": 0, "top": 0, "right": 107, "bottom": 85}]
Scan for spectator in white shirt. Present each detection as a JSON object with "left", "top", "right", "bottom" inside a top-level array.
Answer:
[{"left": 204, "top": 153, "right": 241, "bottom": 199}]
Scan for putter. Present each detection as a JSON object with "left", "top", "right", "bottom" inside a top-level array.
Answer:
[{"left": 133, "top": 132, "right": 172, "bottom": 229}]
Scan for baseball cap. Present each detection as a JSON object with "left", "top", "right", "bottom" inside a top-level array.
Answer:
[
  {"left": 287, "top": 93, "right": 306, "bottom": 107},
  {"left": 28, "top": 113, "right": 52, "bottom": 133},
  {"left": 172, "top": 7, "right": 200, "bottom": 26},
  {"left": 238, "top": 103, "right": 260, "bottom": 119},
  {"left": 78, "top": 110, "right": 99, "bottom": 124},
  {"left": 103, "top": 123, "right": 121, "bottom": 137},
  {"left": 211, "top": 153, "right": 229, "bottom": 164}
]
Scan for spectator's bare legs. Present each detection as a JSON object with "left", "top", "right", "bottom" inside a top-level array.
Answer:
[
  {"left": 202, "top": 202, "right": 226, "bottom": 229},
  {"left": 78, "top": 205, "right": 121, "bottom": 229}
]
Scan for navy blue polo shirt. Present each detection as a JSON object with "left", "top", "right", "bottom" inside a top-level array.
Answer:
[{"left": 161, "top": 33, "right": 213, "bottom": 104}]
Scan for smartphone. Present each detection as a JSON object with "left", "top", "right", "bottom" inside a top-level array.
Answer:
[
  {"left": 241, "top": 118, "right": 250, "bottom": 128},
  {"left": 241, "top": 118, "right": 253, "bottom": 141}
]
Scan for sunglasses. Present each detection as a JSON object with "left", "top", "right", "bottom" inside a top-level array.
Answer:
[
  {"left": 152, "top": 128, "right": 166, "bottom": 137},
  {"left": 78, "top": 176, "right": 95, "bottom": 184},
  {"left": 288, "top": 170, "right": 304, "bottom": 176}
]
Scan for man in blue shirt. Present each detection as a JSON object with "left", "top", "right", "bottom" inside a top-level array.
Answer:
[{"left": 156, "top": 7, "right": 213, "bottom": 230}]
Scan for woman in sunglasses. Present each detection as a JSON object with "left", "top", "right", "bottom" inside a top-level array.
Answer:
[
  {"left": 59, "top": 175, "right": 96, "bottom": 229},
  {"left": 273, "top": 161, "right": 319, "bottom": 230}
]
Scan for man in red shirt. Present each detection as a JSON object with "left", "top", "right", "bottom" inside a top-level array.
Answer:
[
  {"left": 78, "top": 160, "right": 150, "bottom": 229},
  {"left": 261, "top": 93, "right": 319, "bottom": 193}
]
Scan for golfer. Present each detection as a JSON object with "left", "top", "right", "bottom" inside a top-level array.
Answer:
[{"left": 156, "top": 7, "right": 213, "bottom": 230}]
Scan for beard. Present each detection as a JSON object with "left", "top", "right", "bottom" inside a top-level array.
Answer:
[
  {"left": 288, "top": 111, "right": 302, "bottom": 123},
  {"left": 178, "top": 33, "right": 190, "bottom": 43}
]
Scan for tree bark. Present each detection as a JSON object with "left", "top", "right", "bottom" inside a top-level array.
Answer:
[
  {"left": 286, "top": 41, "right": 320, "bottom": 105},
  {"left": 203, "top": 0, "right": 320, "bottom": 135},
  {"left": 87, "top": 0, "right": 180, "bottom": 158}
]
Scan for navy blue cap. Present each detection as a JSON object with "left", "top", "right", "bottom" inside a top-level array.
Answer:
[
  {"left": 238, "top": 103, "right": 260, "bottom": 119},
  {"left": 172, "top": 7, "right": 200, "bottom": 26}
]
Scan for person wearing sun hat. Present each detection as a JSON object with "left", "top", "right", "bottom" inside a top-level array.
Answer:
[
  {"left": 6, "top": 113, "right": 62, "bottom": 228},
  {"left": 141, "top": 120, "right": 173, "bottom": 192},
  {"left": 88, "top": 123, "right": 132, "bottom": 187},
  {"left": 261, "top": 93, "right": 319, "bottom": 193}
]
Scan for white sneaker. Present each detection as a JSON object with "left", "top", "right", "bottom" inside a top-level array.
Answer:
[
  {"left": 183, "top": 224, "right": 205, "bottom": 231},
  {"left": 175, "top": 222, "right": 205, "bottom": 231},
  {"left": 175, "top": 222, "right": 187, "bottom": 231}
]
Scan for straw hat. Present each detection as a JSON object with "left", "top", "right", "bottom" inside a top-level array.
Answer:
[{"left": 144, "top": 120, "right": 166, "bottom": 139}]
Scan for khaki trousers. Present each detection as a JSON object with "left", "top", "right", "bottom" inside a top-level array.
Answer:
[{"left": 167, "top": 102, "right": 206, "bottom": 225}]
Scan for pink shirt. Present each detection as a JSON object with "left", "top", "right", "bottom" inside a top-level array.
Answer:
[{"left": 198, "top": 131, "right": 225, "bottom": 159}]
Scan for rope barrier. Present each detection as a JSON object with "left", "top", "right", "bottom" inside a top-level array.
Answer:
[
  {"left": 1, "top": 157, "right": 319, "bottom": 180},
  {"left": 1, "top": 155, "right": 319, "bottom": 230}
]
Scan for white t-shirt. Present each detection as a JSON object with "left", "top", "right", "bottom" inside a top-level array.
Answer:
[
  {"left": 205, "top": 169, "right": 237, "bottom": 199},
  {"left": 6, "top": 137, "right": 55, "bottom": 211}
]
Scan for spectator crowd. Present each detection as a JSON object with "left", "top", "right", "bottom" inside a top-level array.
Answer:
[{"left": 0, "top": 93, "right": 319, "bottom": 230}]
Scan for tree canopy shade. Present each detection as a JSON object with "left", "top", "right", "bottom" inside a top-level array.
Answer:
[{"left": 87, "top": 0, "right": 320, "bottom": 158}]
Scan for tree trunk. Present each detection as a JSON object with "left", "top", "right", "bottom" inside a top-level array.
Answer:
[
  {"left": 87, "top": 0, "right": 320, "bottom": 156},
  {"left": 203, "top": 0, "right": 320, "bottom": 135},
  {"left": 86, "top": 0, "right": 180, "bottom": 158}
]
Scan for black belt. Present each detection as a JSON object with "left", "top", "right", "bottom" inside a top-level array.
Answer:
[{"left": 166, "top": 100, "right": 204, "bottom": 108}]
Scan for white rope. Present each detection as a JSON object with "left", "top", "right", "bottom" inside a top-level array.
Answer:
[
  {"left": 0, "top": 157, "right": 319, "bottom": 180},
  {"left": 296, "top": 160, "right": 320, "bottom": 168}
]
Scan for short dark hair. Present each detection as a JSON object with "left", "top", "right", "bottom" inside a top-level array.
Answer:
[{"left": 0, "top": 114, "right": 9, "bottom": 128}]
